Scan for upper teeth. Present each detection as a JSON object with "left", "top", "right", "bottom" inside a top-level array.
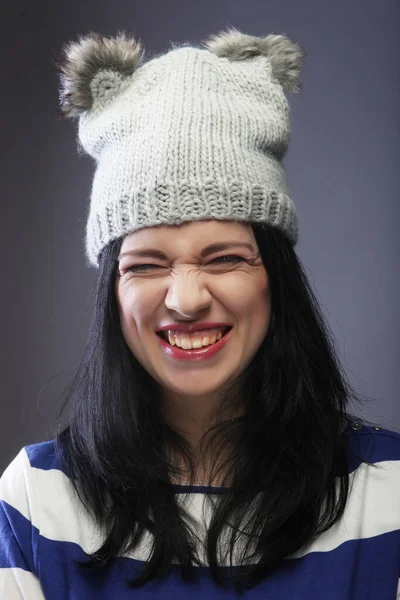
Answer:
[{"left": 163, "top": 327, "right": 226, "bottom": 349}]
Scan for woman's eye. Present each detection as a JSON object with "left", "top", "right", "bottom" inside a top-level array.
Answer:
[
  {"left": 210, "top": 255, "right": 244, "bottom": 265},
  {"left": 126, "top": 264, "right": 160, "bottom": 272},
  {"left": 124, "top": 255, "right": 245, "bottom": 273}
]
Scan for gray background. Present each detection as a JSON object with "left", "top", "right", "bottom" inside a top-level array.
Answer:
[{"left": 1, "top": 0, "right": 399, "bottom": 472}]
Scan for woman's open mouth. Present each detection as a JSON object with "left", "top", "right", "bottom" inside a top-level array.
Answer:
[
  {"left": 156, "top": 326, "right": 231, "bottom": 349},
  {"left": 155, "top": 327, "right": 233, "bottom": 361}
]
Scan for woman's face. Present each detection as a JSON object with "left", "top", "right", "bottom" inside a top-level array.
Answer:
[{"left": 115, "top": 219, "right": 271, "bottom": 402}]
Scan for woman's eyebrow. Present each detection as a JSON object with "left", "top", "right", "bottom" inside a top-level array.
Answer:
[{"left": 118, "top": 242, "right": 256, "bottom": 261}]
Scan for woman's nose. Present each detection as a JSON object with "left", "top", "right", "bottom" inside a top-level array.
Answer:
[{"left": 164, "top": 271, "right": 212, "bottom": 316}]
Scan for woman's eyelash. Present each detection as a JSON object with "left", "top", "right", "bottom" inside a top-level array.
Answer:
[
  {"left": 212, "top": 255, "right": 245, "bottom": 264},
  {"left": 126, "top": 255, "right": 245, "bottom": 272}
]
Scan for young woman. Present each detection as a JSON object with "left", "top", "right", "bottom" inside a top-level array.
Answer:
[{"left": 1, "top": 27, "right": 399, "bottom": 599}]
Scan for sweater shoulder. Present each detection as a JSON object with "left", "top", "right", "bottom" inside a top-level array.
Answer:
[
  {"left": 344, "top": 421, "right": 400, "bottom": 470},
  {"left": 23, "top": 439, "right": 67, "bottom": 475}
]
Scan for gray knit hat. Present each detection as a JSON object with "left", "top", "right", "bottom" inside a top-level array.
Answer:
[{"left": 58, "top": 27, "right": 306, "bottom": 268}]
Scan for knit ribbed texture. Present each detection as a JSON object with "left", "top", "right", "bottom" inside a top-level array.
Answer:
[{"left": 60, "top": 32, "right": 303, "bottom": 267}]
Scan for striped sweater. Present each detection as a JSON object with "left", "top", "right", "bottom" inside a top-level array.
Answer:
[{"left": 1, "top": 422, "right": 400, "bottom": 599}]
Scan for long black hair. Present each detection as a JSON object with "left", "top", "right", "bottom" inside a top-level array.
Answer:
[{"left": 55, "top": 221, "right": 380, "bottom": 594}]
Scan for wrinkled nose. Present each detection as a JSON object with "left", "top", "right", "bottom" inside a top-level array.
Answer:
[{"left": 164, "top": 272, "right": 212, "bottom": 317}]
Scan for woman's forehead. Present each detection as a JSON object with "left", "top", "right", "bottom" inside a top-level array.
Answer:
[{"left": 121, "top": 220, "right": 255, "bottom": 250}]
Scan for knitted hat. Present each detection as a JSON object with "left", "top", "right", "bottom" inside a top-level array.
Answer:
[{"left": 58, "top": 27, "right": 306, "bottom": 268}]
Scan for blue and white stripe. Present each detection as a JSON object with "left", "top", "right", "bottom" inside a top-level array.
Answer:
[{"left": 1, "top": 426, "right": 400, "bottom": 599}]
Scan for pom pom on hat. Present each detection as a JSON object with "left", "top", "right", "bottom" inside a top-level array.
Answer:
[
  {"left": 202, "top": 27, "right": 306, "bottom": 93},
  {"left": 57, "top": 31, "right": 144, "bottom": 118}
]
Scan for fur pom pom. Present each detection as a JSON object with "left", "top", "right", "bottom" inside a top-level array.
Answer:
[
  {"left": 57, "top": 31, "right": 144, "bottom": 118},
  {"left": 202, "top": 27, "right": 306, "bottom": 93}
]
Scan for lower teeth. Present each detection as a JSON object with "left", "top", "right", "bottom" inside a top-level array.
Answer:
[
  {"left": 183, "top": 343, "right": 216, "bottom": 350},
  {"left": 174, "top": 340, "right": 218, "bottom": 350}
]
